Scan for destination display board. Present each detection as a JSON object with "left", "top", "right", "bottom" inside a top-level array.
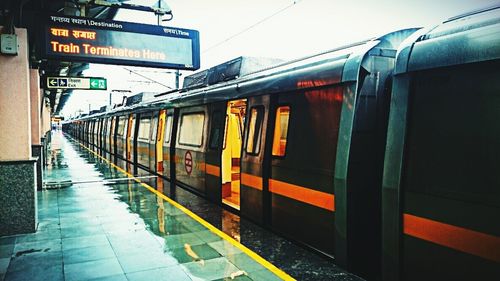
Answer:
[
  {"left": 41, "top": 15, "right": 200, "bottom": 70},
  {"left": 46, "top": 76, "right": 107, "bottom": 90}
]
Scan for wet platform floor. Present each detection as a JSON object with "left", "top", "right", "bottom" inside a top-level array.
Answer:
[{"left": 0, "top": 131, "right": 362, "bottom": 281}]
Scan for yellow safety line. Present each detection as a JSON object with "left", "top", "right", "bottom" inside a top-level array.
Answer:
[{"left": 77, "top": 142, "right": 295, "bottom": 281}]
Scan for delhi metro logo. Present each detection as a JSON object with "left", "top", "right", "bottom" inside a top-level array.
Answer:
[{"left": 185, "top": 151, "right": 193, "bottom": 175}]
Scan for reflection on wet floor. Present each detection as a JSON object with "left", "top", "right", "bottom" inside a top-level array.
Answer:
[{"left": 0, "top": 131, "right": 363, "bottom": 281}]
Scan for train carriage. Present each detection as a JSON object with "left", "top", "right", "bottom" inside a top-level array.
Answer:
[
  {"left": 65, "top": 28, "right": 417, "bottom": 280},
  {"left": 382, "top": 7, "right": 500, "bottom": 281}
]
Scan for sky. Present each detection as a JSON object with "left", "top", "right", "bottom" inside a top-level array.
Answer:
[{"left": 60, "top": 0, "right": 499, "bottom": 117}]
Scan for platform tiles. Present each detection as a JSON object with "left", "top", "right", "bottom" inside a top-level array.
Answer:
[{"left": 0, "top": 131, "right": 362, "bottom": 281}]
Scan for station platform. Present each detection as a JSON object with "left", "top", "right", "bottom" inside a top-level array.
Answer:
[{"left": 0, "top": 131, "right": 362, "bottom": 281}]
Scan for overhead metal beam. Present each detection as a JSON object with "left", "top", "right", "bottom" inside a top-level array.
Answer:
[{"left": 88, "top": 0, "right": 172, "bottom": 16}]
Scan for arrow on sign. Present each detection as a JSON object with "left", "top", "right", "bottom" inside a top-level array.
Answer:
[
  {"left": 90, "top": 78, "right": 106, "bottom": 90},
  {"left": 48, "top": 78, "right": 57, "bottom": 86}
]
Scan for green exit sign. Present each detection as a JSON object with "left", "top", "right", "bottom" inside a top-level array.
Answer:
[{"left": 90, "top": 78, "right": 107, "bottom": 90}]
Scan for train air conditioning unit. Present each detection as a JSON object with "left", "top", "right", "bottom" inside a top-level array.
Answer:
[
  {"left": 183, "top": 57, "right": 284, "bottom": 90},
  {"left": 124, "top": 92, "right": 158, "bottom": 107},
  {"left": 182, "top": 69, "right": 209, "bottom": 90}
]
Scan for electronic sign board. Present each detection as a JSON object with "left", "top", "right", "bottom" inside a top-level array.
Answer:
[{"left": 41, "top": 15, "right": 200, "bottom": 70}]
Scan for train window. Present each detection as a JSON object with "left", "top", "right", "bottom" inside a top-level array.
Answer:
[
  {"left": 138, "top": 117, "right": 151, "bottom": 141},
  {"left": 404, "top": 61, "right": 500, "bottom": 206},
  {"left": 163, "top": 115, "right": 173, "bottom": 144},
  {"left": 272, "top": 106, "right": 290, "bottom": 157},
  {"left": 246, "top": 106, "right": 264, "bottom": 155},
  {"left": 179, "top": 112, "right": 205, "bottom": 147},
  {"left": 103, "top": 118, "right": 108, "bottom": 136},
  {"left": 122, "top": 117, "right": 129, "bottom": 139},
  {"left": 110, "top": 117, "right": 116, "bottom": 137},
  {"left": 117, "top": 117, "right": 126, "bottom": 137},
  {"left": 110, "top": 118, "right": 114, "bottom": 136},
  {"left": 209, "top": 111, "right": 223, "bottom": 149},
  {"left": 105, "top": 118, "right": 110, "bottom": 136},
  {"left": 151, "top": 115, "right": 158, "bottom": 141}
]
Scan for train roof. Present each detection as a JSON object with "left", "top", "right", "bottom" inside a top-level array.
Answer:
[
  {"left": 153, "top": 28, "right": 418, "bottom": 108},
  {"left": 75, "top": 27, "right": 421, "bottom": 120},
  {"left": 395, "top": 5, "right": 500, "bottom": 74}
]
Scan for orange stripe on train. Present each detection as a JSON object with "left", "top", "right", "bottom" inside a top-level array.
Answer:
[
  {"left": 205, "top": 164, "right": 220, "bottom": 177},
  {"left": 241, "top": 173, "right": 263, "bottom": 190},
  {"left": 268, "top": 179, "right": 334, "bottom": 211},
  {"left": 403, "top": 213, "right": 500, "bottom": 263}
]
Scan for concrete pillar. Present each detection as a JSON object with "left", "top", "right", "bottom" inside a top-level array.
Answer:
[
  {"left": 30, "top": 70, "right": 41, "bottom": 145},
  {"left": 0, "top": 27, "right": 38, "bottom": 236},
  {"left": 30, "top": 69, "right": 43, "bottom": 190},
  {"left": 41, "top": 98, "right": 51, "bottom": 137},
  {"left": 40, "top": 97, "right": 51, "bottom": 166}
]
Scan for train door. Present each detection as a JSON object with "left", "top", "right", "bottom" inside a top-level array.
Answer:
[
  {"left": 267, "top": 87, "right": 342, "bottom": 256},
  {"left": 125, "top": 113, "right": 135, "bottom": 174},
  {"left": 93, "top": 120, "right": 98, "bottom": 148},
  {"left": 82, "top": 122, "right": 86, "bottom": 143},
  {"left": 162, "top": 109, "right": 178, "bottom": 186},
  {"left": 175, "top": 106, "right": 208, "bottom": 194},
  {"left": 97, "top": 119, "right": 101, "bottom": 153},
  {"left": 95, "top": 119, "right": 100, "bottom": 150},
  {"left": 97, "top": 118, "right": 102, "bottom": 152},
  {"left": 86, "top": 121, "right": 90, "bottom": 144},
  {"left": 123, "top": 114, "right": 134, "bottom": 161},
  {"left": 93, "top": 120, "right": 97, "bottom": 149},
  {"left": 106, "top": 117, "right": 112, "bottom": 153},
  {"left": 205, "top": 102, "right": 226, "bottom": 203},
  {"left": 155, "top": 110, "right": 166, "bottom": 173},
  {"left": 149, "top": 111, "right": 159, "bottom": 172},
  {"left": 100, "top": 118, "right": 104, "bottom": 151},
  {"left": 76, "top": 122, "right": 80, "bottom": 140},
  {"left": 240, "top": 95, "right": 270, "bottom": 223},
  {"left": 89, "top": 121, "right": 92, "bottom": 146},
  {"left": 221, "top": 99, "right": 247, "bottom": 210},
  {"left": 83, "top": 121, "right": 87, "bottom": 143},
  {"left": 89, "top": 121, "right": 93, "bottom": 145},
  {"left": 110, "top": 116, "right": 116, "bottom": 158},
  {"left": 126, "top": 114, "right": 135, "bottom": 163},
  {"left": 85, "top": 121, "right": 89, "bottom": 144},
  {"left": 95, "top": 119, "right": 100, "bottom": 149},
  {"left": 136, "top": 113, "right": 152, "bottom": 170},
  {"left": 88, "top": 121, "right": 91, "bottom": 145},
  {"left": 90, "top": 120, "right": 94, "bottom": 146},
  {"left": 115, "top": 116, "right": 126, "bottom": 159},
  {"left": 130, "top": 113, "right": 139, "bottom": 174},
  {"left": 84, "top": 121, "right": 88, "bottom": 142},
  {"left": 122, "top": 115, "right": 129, "bottom": 160},
  {"left": 90, "top": 121, "right": 94, "bottom": 145},
  {"left": 102, "top": 117, "right": 108, "bottom": 155},
  {"left": 101, "top": 118, "right": 106, "bottom": 151}
]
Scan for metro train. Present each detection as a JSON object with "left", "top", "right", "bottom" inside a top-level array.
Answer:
[{"left": 63, "top": 7, "right": 500, "bottom": 281}]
